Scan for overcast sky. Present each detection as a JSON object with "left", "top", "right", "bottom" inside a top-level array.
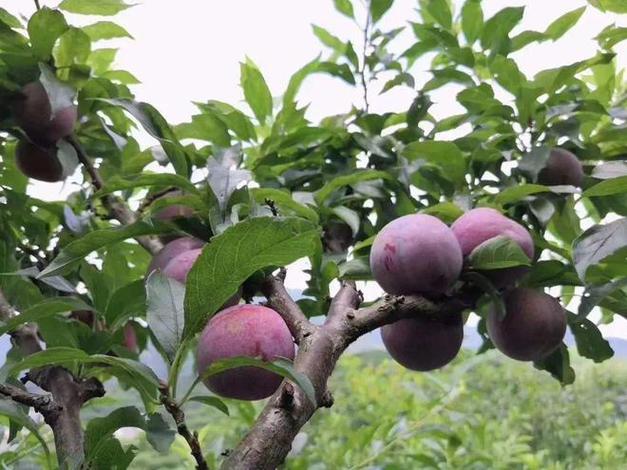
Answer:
[{"left": 4, "top": 0, "right": 626, "bottom": 338}]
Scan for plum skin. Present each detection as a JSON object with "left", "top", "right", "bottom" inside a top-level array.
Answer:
[
  {"left": 162, "top": 248, "right": 203, "bottom": 284},
  {"left": 381, "top": 313, "right": 463, "bottom": 371},
  {"left": 451, "top": 207, "right": 534, "bottom": 287},
  {"left": 13, "top": 81, "right": 77, "bottom": 145},
  {"left": 487, "top": 288, "right": 567, "bottom": 362},
  {"left": 15, "top": 140, "right": 64, "bottom": 182},
  {"left": 538, "top": 148, "right": 583, "bottom": 187},
  {"left": 147, "top": 237, "right": 205, "bottom": 275},
  {"left": 370, "top": 214, "right": 463, "bottom": 295},
  {"left": 196, "top": 304, "right": 295, "bottom": 400}
]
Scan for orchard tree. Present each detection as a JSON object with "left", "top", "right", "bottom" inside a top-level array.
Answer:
[{"left": 0, "top": 0, "right": 626, "bottom": 468}]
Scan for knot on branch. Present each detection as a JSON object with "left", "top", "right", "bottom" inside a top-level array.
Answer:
[{"left": 78, "top": 377, "right": 105, "bottom": 403}]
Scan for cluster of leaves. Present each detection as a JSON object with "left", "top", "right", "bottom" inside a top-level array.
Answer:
[{"left": 0, "top": 0, "right": 626, "bottom": 467}]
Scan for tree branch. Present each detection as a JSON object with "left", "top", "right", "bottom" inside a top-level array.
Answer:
[
  {"left": 222, "top": 287, "right": 477, "bottom": 469},
  {"left": 67, "top": 135, "right": 164, "bottom": 256},
  {"left": 0, "top": 383, "right": 61, "bottom": 415},
  {"left": 160, "top": 387, "right": 209, "bottom": 470},
  {"left": 261, "top": 270, "right": 314, "bottom": 344}
]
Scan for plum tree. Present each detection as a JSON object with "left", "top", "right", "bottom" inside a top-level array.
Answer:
[
  {"left": 370, "top": 214, "right": 462, "bottom": 295},
  {"left": 487, "top": 288, "right": 567, "bottom": 362},
  {"left": 196, "top": 305, "right": 295, "bottom": 400},
  {"left": 13, "top": 81, "right": 77, "bottom": 145},
  {"left": 537, "top": 148, "right": 584, "bottom": 187},
  {"left": 15, "top": 140, "right": 63, "bottom": 182},
  {"left": 451, "top": 208, "right": 534, "bottom": 286},
  {"left": 381, "top": 313, "right": 463, "bottom": 371},
  {"left": 147, "top": 237, "right": 205, "bottom": 275}
]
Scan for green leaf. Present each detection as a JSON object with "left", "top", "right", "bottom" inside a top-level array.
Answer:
[
  {"left": 423, "top": 0, "right": 452, "bottom": 30},
  {"left": 370, "top": 0, "right": 394, "bottom": 23},
  {"left": 533, "top": 344, "right": 575, "bottom": 385},
  {"left": 402, "top": 141, "right": 466, "bottom": 186},
  {"left": 490, "top": 55, "right": 525, "bottom": 94},
  {"left": 252, "top": 188, "right": 320, "bottom": 223},
  {"left": 587, "top": 0, "right": 627, "bottom": 14},
  {"left": 146, "top": 271, "right": 185, "bottom": 363},
  {"left": 333, "top": 0, "right": 355, "bottom": 18},
  {"left": 578, "top": 278, "right": 627, "bottom": 318},
  {"left": 59, "top": 0, "right": 134, "bottom": 16},
  {"left": 312, "top": 25, "right": 345, "bottom": 51},
  {"left": 184, "top": 217, "right": 319, "bottom": 338},
  {"left": 175, "top": 113, "right": 230, "bottom": 146},
  {"left": 53, "top": 26, "right": 91, "bottom": 68},
  {"left": 468, "top": 235, "right": 531, "bottom": 270},
  {"left": 98, "top": 99, "right": 189, "bottom": 177},
  {"left": 240, "top": 59, "right": 273, "bottom": 124},
  {"left": 38, "top": 221, "right": 169, "bottom": 278},
  {"left": 573, "top": 218, "right": 627, "bottom": 281},
  {"left": 495, "top": 184, "right": 577, "bottom": 205},
  {"left": 0, "top": 297, "right": 93, "bottom": 335},
  {"left": 0, "top": 7, "right": 21, "bottom": 28},
  {"left": 317, "top": 62, "right": 356, "bottom": 85},
  {"left": 83, "top": 21, "right": 133, "bottom": 41},
  {"left": 461, "top": 0, "right": 483, "bottom": 44},
  {"left": 332, "top": 206, "right": 360, "bottom": 236},
  {"left": 0, "top": 400, "right": 50, "bottom": 458},
  {"left": 27, "top": 7, "right": 68, "bottom": 61},
  {"left": 95, "top": 173, "right": 199, "bottom": 198},
  {"left": 544, "top": 7, "right": 586, "bottom": 41},
  {"left": 315, "top": 170, "right": 391, "bottom": 204},
  {"left": 583, "top": 176, "right": 627, "bottom": 197},
  {"left": 567, "top": 312, "right": 614, "bottom": 362},
  {"left": 197, "top": 356, "right": 316, "bottom": 406},
  {"left": 596, "top": 25, "right": 627, "bottom": 49},
  {"left": 187, "top": 396, "right": 230, "bottom": 415},
  {"left": 480, "top": 7, "right": 525, "bottom": 52},
  {"left": 511, "top": 30, "right": 547, "bottom": 51}
]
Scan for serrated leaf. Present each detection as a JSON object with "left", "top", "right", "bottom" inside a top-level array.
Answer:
[
  {"left": 83, "top": 21, "right": 133, "bottom": 41},
  {"left": 196, "top": 356, "right": 316, "bottom": 406},
  {"left": 27, "top": 7, "right": 68, "bottom": 61},
  {"left": 146, "top": 271, "right": 185, "bottom": 362},
  {"left": 187, "top": 396, "right": 230, "bottom": 415},
  {"left": 583, "top": 176, "right": 627, "bottom": 197},
  {"left": 544, "top": 7, "right": 586, "bottom": 41},
  {"left": 240, "top": 59, "right": 273, "bottom": 124},
  {"left": 59, "top": 0, "right": 134, "bottom": 16},
  {"left": 468, "top": 235, "right": 531, "bottom": 270},
  {"left": 38, "top": 221, "right": 169, "bottom": 278},
  {"left": 573, "top": 218, "right": 627, "bottom": 281},
  {"left": 184, "top": 217, "right": 319, "bottom": 338}
]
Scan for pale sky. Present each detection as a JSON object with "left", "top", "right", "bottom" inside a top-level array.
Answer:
[{"left": 4, "top": 0, "right": 626, "bottom": 338}]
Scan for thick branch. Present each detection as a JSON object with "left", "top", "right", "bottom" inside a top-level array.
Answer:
[
  {"left": 222, "top": 287, "right": 475, "bottom": 469},
  {"left": 0, "top": 383, "right": 61, "bottom": 415},
  {"left": 67, "top": 135, "right": 164, "bottom": 256},
  {"left": 261, "top": 271, "right": 314, "bottom": 344},
  {"left": 160, "top": 388, "right": 208, "bottom": 470}
]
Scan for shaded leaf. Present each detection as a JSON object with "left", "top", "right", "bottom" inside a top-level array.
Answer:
[
  {"left": 567, "top": 312, "right": 614, "bottom": 362},
  {"left": 187, "top": 396, "right": 230, "bottom": 415},
  {"left": 146, "top": 271, "right": 185, "bottom": 362},
  {"left": 573, "top": 218, "right": 627, "bottom": 281},
  {"left": 28, "top": 7, "right": 68, "bottom": 61},
  {"left": 583, "top": 176, "right": 627, "bottom": 197},
  {"left": 533, "top": 344, "right": 575, "bottom": 385},
  {"left": 468, "top": 235, "right": 531, "bottom": 270}
]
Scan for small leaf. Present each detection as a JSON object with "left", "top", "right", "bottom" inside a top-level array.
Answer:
[
  {"left": 468, "top": 235, "right": 531, "bottom": 270},
  {"left": 83, "top": 21, "right": 133, "bottom": 41},
  {"left": 370, "top": 0, "right": 394, "bottom": 23},
  {"left": 402, "top": 141, "right": 466, "bottom": 187},
  {"left": 240, "top": 59, "right": 273, "bottom": 124},
  {"left": 184, "top": 217, "right": 319, "bottom": 338},
  {"left": 312, "top": 25, "right": 345, "bottom": 51},
  {"left": 333, "top": 0, "right": 354, "bottom": 18},
  {"left": 27, "top": 7, "right": 68, "bottom": 61},
  {"left": 533, "top": 344, "right": 575, "bottom": 385},
  {"left": 596, "top": 25, "right": 627, "bottom": 49},
  {"left": 461, "top": 0, "right": 483, "bottom": 44},
  {"left": 59, "top": 0, "right": 134, "bottom": 16},
  {"left": 187, "top": 396, "right": 230, "bottom": 415},
  {"left": 544, "top": 7, "right": 586, "bottom": 41},
  {"left": 573, "top": 218, "right": 627, "bottom": 281},
  {"left": 38, "top": 221, "right": 169, "bottom": 278},
  {"left": 197, "top": 356, "right": 316, "bottom": 406},
  {"left": 583, "top": 176, "right": 627, "bottom": 197},
  {"left": 146, "top": 271, "right": 185, "bottom": 362},
  {"left": 423, "top": 0, "right": 452, "bottom": 30},
  {"left": 480, "top": 7, "right": 525, "bottom": 52}
]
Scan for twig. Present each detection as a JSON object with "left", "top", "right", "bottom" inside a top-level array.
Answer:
[
  {"left": 360, "top": 3, "right": 371, "bottom": 112},
  {"left": 0, "top": 383, "right": 61, "bottom": 415},
  {"left": 67, "top": 135, "right": 164, "bottom": 255},
  {"left": 33, "top": 0, "right": 41, "bottom": 10},
  {"left": 160, "top": 386, "right": 209, "bottom": 470}
]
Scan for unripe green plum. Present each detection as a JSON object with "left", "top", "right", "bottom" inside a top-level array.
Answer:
[
  {"left": 370, "top": 214, "right": 462, "bottom": 295},
  {"left": 13, "top": 81, "right": 77, "bottom": 145},
  {"left": 197, "top": 304, "right": 295, "bottom": 400},
  {"left": 451, "top": 208, "right": 534, "bottom": 287},
  {"left": 487, "top": 288, "right": 566, "bottom": 362},
  {"left": 15, "top": 140, "right": 64, "bottom": 182},
  {"left": 147, "top": 237, "right": 205, "bottom": 276},
  {"left": 381, "top": 313, "right": 463, "bottom": 371},
  {"left": 538, "top": 148, "right": 583, "bottom": 187}
]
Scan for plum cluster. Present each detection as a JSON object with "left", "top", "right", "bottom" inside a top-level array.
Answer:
[
  {"left": 370, "top": 208, "right": 567, "bottom": 371},
  {"left": 12, "top": 81, "right": 77, "bottom": 182}
]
